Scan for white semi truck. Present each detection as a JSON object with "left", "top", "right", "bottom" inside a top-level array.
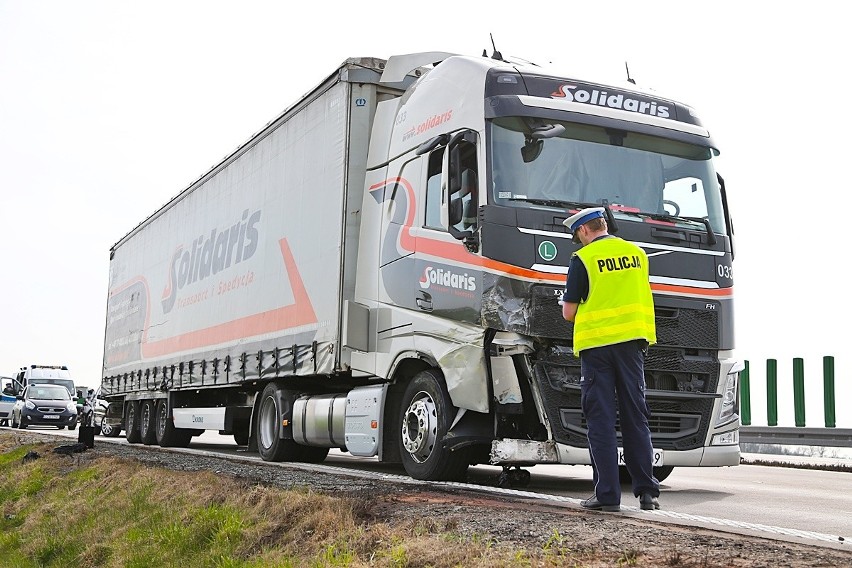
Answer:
[{"left": 100, "top": 51, "right": 741, "bottom": 483}]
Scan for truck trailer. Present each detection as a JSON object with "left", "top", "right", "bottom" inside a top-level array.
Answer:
[{"left": 100, "top": 51, "right": 741, "bottom": 483}]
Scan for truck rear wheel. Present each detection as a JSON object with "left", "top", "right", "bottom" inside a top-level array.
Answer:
[
  {"left": 256, "top": 383, "right": 302, "bottom": 462},
  {"left": 125, "top": 401, "right": 141, "bottom": 443},
  {"left": 155, "top": 400, "right": 191, "bottom": 447},
  {"left": 398, "top": 369, "right": 468, "bottom": 481},
  {"left": 140, "top": 400, "right": 158, "bottom": 445}
]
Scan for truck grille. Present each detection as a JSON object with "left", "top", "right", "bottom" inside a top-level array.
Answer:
[{"left": 531, "top": 346, "right": 720, "bottom": 451}]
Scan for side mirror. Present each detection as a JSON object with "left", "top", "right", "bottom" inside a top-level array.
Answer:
[{"left": 448, "top": 196, "right": 463, "bottom": 226}]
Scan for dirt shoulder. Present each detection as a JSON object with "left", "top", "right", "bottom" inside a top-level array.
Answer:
[{"left": 7, "top": 430, "right": 852, "bottom": 567}]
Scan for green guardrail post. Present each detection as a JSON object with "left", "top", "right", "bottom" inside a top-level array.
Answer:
[
  {"left": 766, "top": 358, "right": 778, "bottom": 426},
  {"left": 740, "top": 360, "right": 751, "bottom": 425},
  {"left": 824, "top": 356, "right": 836, "bottom": 428},
  {"left": 793, "top": 357, "right": 805, "bottom": 427}
]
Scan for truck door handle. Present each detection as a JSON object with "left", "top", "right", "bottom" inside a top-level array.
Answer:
[{"left": 416, "top": 291, "right": 433, "bottom": 311}]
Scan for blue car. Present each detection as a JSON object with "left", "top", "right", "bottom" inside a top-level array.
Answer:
[{"left": 11, "top": 384, "right": 78, "bottom": 430}]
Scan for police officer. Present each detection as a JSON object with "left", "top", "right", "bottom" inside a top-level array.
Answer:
[{"left": 561, "top": 207, "right": 660, "bottom": 512}]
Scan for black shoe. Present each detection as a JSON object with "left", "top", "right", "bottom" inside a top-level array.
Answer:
[
  {"left": 639, "top": 493, "right": 660, "bottom": 510},
  {"left": 580, "top": 496, "right": 620, "bottom": 512}
]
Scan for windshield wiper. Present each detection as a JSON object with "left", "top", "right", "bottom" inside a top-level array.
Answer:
[
  {"left": 507, "top": 197, "right": 601, "bottom": 210},
  {"left": 631, "top": 211, "right": 717, "bottom": 246},
  {"left": 507, "top": 198, "right": 621, "bottom": 234}
]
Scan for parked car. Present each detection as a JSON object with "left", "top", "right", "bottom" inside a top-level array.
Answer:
[
  {"left": 10, "top": 384, "right": 78, "bottom": 430},
  {"left": 89, "top": 386, "right": 121, "bottom": 437}
]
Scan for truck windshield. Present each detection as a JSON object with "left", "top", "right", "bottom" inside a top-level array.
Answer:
[{"left": 488, "top": 117, "right": 726, "bottom": 233}]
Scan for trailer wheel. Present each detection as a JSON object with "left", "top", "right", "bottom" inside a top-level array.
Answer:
[
  {"left": 398, "top": 369, "right": 468, "bottom": 481},
  {"left": 125, "top": 401, "right": 141, "bottom": 443},
  {"left": 154, "top": 400, "right": 190, "bottom": 447},
  {"left": 256, "top": 383, "right": 302, "bottom": 462},
  {"left": 139, "top": 400, "right": 158, "bottom": 445}
]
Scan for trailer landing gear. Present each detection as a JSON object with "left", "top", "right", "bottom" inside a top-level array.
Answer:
[{"left": 497, "top": 466, "right": 531, "bottom": 489}]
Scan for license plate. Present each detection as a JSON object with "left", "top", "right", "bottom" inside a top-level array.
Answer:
[
  {"left": 618, "top": 448, "right": 664, "bottom": 466},
  {"left": 42, "top": 415, "right": 60, "bottom": 419}
]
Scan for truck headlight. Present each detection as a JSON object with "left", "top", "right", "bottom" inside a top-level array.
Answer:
[{"left": 717, "top": 361, "right": 743, "bottom": 425}]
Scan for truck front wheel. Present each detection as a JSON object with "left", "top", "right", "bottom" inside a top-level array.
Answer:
[
  {"left": 256, "top": 383, "right": 302, "bottom": 462},
  {"left": 398, "top": 369, "right": 468, "bottom": 481}
]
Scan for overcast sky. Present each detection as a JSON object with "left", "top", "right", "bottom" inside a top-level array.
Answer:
[{"left": 1, "top": 1, "right": 848, "bottom": 427}]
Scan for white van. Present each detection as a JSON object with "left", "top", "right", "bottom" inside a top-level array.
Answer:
[{"left": 14, "top": 365, "right": 77, "bottom": 398}]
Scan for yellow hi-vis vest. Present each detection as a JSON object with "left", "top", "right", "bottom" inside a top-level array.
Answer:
[{"left": 572, "top": 237, "right": 657, "bottom": 355}]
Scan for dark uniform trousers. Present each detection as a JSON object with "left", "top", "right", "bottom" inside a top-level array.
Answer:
[{"left": 580, "top": 339, "right": 660, "bottom": 506}]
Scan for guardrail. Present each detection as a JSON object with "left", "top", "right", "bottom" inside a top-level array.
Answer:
[
  {"left": 739, "top": 356, "right": 849, "bottom": 447},
  {"left": 739, "top": 426, "right": 852, "bottom": 447}
]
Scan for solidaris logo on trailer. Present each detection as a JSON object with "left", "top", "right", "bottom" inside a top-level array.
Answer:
[
  {"left": 161, "top": 209, "right": 262, "bottom": 313},
  {"left": 419, "top": 266, "right": 476, "bottom": 292},
  {"left": 551, "top": 83, "right": 671, "bottom": 118}
]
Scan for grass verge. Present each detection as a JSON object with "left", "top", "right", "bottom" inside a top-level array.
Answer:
[{"left": 0, "top": 437, "right": 605, "bottom": 567}]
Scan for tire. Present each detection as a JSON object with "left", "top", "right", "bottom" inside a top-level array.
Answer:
[
  {"left": 154, "top": 400, "right": 191, "bottom": 447},
  {"left": 139, "top": 400, "right": 158, "bottom": 445},
  {"left": 100, "top": 420, "right": 121, "bottom": 438},
  {"left": 256, "top": 383, "right": 302, "bottom": 462},
  {"left": 68, "top": 420, "right": 77, "bottom": 431},
  {"left": 18, "top": 418, "right": 26, "bottom": 430},
  {"left": 299, "top": 446, "right": 330, "bottom": 463},
  {"left": 125, "top": 401, "right": 141, "bottom": 443},
  {"left": 653, "top": 466, "right": 674, "bottom": 482},
  {"left": 619, "top": 465, "right": 675, "bottom": 484},
  {"left": 398, "top": 369, "right": 468, "bottom": 481}
]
